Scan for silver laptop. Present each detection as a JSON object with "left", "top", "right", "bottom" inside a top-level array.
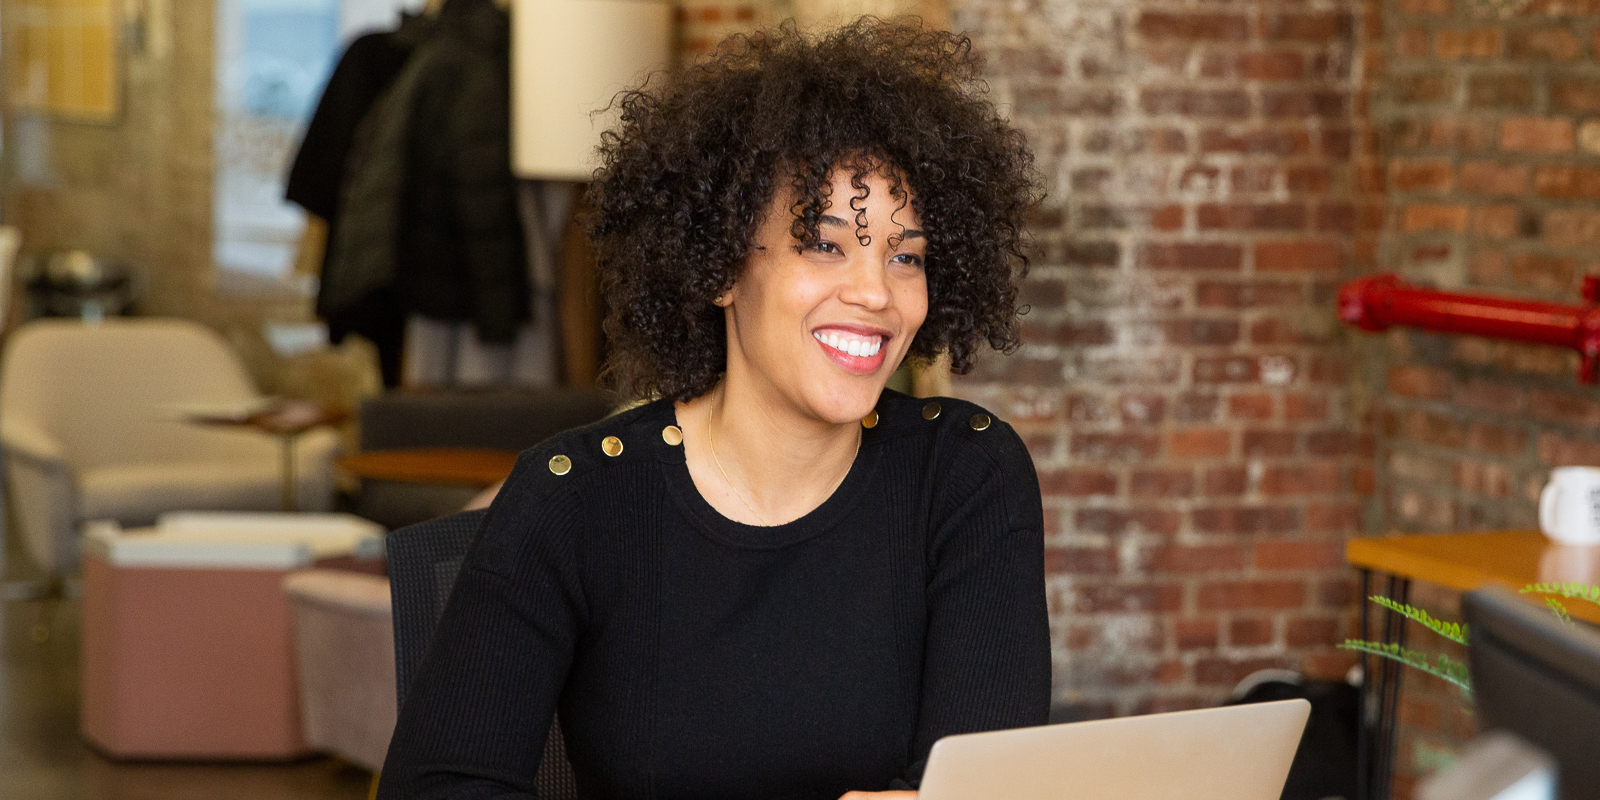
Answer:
[{"left": 919, "top": 699, "right": 1311, "bottom": 800}]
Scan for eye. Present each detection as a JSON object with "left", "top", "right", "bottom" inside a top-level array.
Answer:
[
  {"left": 798, "top": 240, "right": 843, "bottom": 256},
  {"left": 892, "top": 252, "right": 925, "bottom": 269}
]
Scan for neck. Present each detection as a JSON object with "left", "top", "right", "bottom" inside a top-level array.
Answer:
[{"left": 681, "top": 374, "right": 862, "bottom": 526}]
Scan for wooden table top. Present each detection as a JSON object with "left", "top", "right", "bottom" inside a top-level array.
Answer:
[
  {"left": 1348, "top": 530, "right": 1600, "bottom": 624},
  {"left": 337, "top": 448, "right": 519, "bottom": 487}
]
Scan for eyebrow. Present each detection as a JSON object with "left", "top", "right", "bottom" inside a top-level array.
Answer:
[{"left": 818, "top": 214, "right": 925, "bottom": 239}]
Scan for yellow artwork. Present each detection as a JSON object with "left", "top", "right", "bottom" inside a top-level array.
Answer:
[{"left": 4, "top": 0, "right": 120, "bottom": 121}]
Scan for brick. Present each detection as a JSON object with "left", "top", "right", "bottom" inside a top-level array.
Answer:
[
  {"left": 1259, "top": 464, "right": 1343, "bottom": 495},
  {"left": 1023, "top": 320, "right": 1117, "bottom": 346},
  {"left": 1146, "top": 544, "right": 1247, "bottom": 573},
  {"left": 1196, "top": 656, "right": 1296, "bottom": 687},
  {"left": 1261, "top": 90, "right": 1348, "bottom": 118},
  {"left": 1255, "top": 240, "right": 1342, "bottom": 271},
  {"left": 1529, "top": 389, "right": 1600, "bottom": 426},
  {"left": 1402, "top": 204, "right": 1469, "bottom": 232},
  {"left": 1471, "top": 205, "right": 1519, "bottom": 239},
  {"left": 1014, "top": 87, "right": 1122, "bottom": 117},
  {"left": 1307, "top": 502, "right": 1361, "bottom": 532},
  {"left": 1196, "top": 280, "right": 1304, "bottom": 308},
  {"left": 1286, "top": 167, "right": 1331, "bottom": 192},
  {"left": 1194, "top": 356, "right": 1260, "bottom": 383},
  {"left": 1508, "top": 27, "right": 1582, "bottom": 60},
  {"left": 1255, "top": 540, "right": 1346, "bottom": 570},
  {"left": 1397, "top": 28, "right": 1432, "bottom": 57},
  {"left": 1199, "top": 127, "right": 1313, "bottom": 156},
  {"left": 1174, "top": 618, "right": 1220, "bottom": 650},
  {"left": 1163, "top": 319, "right": 1241, "bottom": 346},
  {"left": 1137, "top": 243, "right": 1243, "bottom": 271},
  {"left": 1203, "top": 466, "right": 1249, "bottom": 496},
  {"left": 1064, "top": 241, "right": 1121, "bottom": 266},
  {"left": 1136, "top": 12, "right": 1249, "bottom": 41},
  {"left": 1456, "top": 378, "right": 1524, "bottom": 414},
  {"left": 1285, "top": 394, "right": 1329, "bottom": 421},
  {"left": 1436, "top": 28, "right": 1503, "bottom": 59},
  {"left": 1228, "top": 393, "right": 1275, "bottom": 420},
  {"left": 1468, "top": 73, "right": 1535, "bottom": 109},
  {"left": 1466, "top": 422, "right": 1526, "bottom": 456},
  {"left": 1458, "top": 161, "right": 1527, "bottom": 195},
  {"left": 1239, "top": 51, "right": 1304, "bottom": 81},
  {"left": 1388, "top": 365, "right": 1451, "bottom": 399},
  {"left": 1141, "top": 89, "right": 1251, "bottom": 118},
  {"left": 1396, "top": 409, "right": 1466, "bottom": 448},
  {"left": 1074, "top": 508, "right": 1183, "bottom": 536},
  {"left": 1175, "top": 394, "right": 1221, "bottom": 423},
  {"left": 1263, "top": 13, "right": 1350, "bottom": 42},
  {"left": 1244, "top": 429, "right": 1298, "bottom": 457},
  {"left": 1456, "top": 460, "right": 1514, "bottom": 497},
  {"left": 1071, "top": 432, "right": 1163, "bottom": 461},
  {"left": 1539, "top": 433, "right": 1600, "bottom": 466},
  {"left": 1038, "top": 468, "right": 1119, "bottom": 497},
  {"left": 1230, "top": 617, "right": 1275, "bottom": 646},
  {"left": 1391, "top": 159, "right": 1454, "bottom": 191},
  {"left": 1193, "top": 506, "right": 1301, "bottom": 534},
  {"left": 1308, "top": 429, "right": 1361, "bottom": 456},
  {"left": 1400, "top": 0, "right": 1451, "bottom": 13},
  {"left": 1118, "top": 394, "right": 1166, "bottom": 425},
  {"left": 1392, "top": 72, "right": 1452, "bottom": 104},
  {"left": 1544, "top": 209, "right": 1600, "bottom": 247},
  {"left": 1197, "top": 580, "right": 1308, "bottom": 610},
  {"left": 1510, "top": 252, "right": 1578, "bottom": 291},
  {"left": 1168, "top": 428, "right": 1232, "bottom": 458},
  {"left": 1501, "top": 117, "right": 1575, "bottom": 153},
  {"left": 1197, "top": 203, "right": 1306, "bottom": 231},
  {"left": 1286, "top": 617, "right": 1340, "bottom": 647},
  {"left": 1045, "top": 547, "right": 1120, "bottom": 575},
  {"left": 1533, "top": 164, "right": 1600, "bottom": 199},
  {"left": 1552, "top": 75, "right": 1600, "bottom": 112},
  {"left": 1250, "top": 318, "right": 1322, "bottom": 346},
  {"left": 1072, "top": 583, "right": 1184, "bottom": 614},
  {"left": 1131, "top": 469, "right": 1195, "bottom": 497}
]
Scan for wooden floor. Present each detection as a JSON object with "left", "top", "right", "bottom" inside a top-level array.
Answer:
[{"left": 2, "top": 540, "right": 371, "bottom": 800}]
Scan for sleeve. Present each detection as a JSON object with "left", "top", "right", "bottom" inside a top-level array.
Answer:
[
  {"left": 445, "top": 51, "right": 528, "bottom": 344},
  {"left": 376, "top": 452, "right": 587, "bottom": 799},
  {"left": 893, "top": 419, "right": 1052, "bottom": 789}
]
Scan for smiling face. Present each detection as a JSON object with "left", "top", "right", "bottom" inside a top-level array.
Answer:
[{"left": 721, "top": 167, "right": 929, "bottom": 426}]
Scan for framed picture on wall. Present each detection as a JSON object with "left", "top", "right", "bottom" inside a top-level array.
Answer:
[{"left": 3, "top": 0, "right": 121, "bottom": 122}]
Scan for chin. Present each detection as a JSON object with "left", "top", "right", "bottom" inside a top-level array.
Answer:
[{"left": 805, "top": 375, "right": 890, "bottom": 425}]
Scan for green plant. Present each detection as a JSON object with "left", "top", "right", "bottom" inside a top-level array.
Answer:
[{"left": 1337, "top": 582, "right": 1600, "bottom": 695}]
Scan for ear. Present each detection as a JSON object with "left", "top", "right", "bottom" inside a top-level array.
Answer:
[{"left": 713, "top": 294, "right": 731, "bottom": 307}]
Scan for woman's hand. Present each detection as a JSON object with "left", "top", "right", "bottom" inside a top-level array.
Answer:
[{"left": 838, "top": 793, "right": 917, "bottom": 800}]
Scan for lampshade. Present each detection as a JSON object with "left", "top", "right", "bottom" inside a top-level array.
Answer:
[{"left": 511, "top": 0, "right": 674, "bottom": 180}]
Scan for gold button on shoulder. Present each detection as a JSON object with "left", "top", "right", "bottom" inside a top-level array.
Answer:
[
  {"left": 922, "top": 401, "right": 942, "bottom": 421},
  {"left": 601, "top": 436, "right": 624, "bottom": 457},
  {"left": 548, "top": 454, "right": 572, "bottom": 475},
  {"left": 662, "top": 425, "right": 683, "bottom": 446},
  {"left": 862, "top": 411, "right": 879, "bottom": 429},
  {"left": 969, "top": 413, "right": 992, "bottom": 431}
]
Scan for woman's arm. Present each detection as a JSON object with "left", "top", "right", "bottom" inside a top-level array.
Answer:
[
  {"left": 897, "top": 417, "right": 1053, "bottom": 787},
  {"left": 377, "top": 455, "right": 587, "bottom": 799}
]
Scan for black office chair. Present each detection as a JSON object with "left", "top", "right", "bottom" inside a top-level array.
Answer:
[{"left": 388, "top": 509, "right": 580, "bottom": 799}]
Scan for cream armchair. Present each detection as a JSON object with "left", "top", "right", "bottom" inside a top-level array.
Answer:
[{"left": 0, "top": 318, "right": 340, "bottom": 578}]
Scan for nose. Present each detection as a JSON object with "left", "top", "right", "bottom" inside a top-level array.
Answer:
[{"left": 838, "top": 253, "right": 891, "bottom": 311}]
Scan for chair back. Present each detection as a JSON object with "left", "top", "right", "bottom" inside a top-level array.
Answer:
[
  {"left": 387, "top": 510, "right": 579, "bottom": 799},
  {"left": 0, "top": 318, "right": 265, "bottom": 469}
]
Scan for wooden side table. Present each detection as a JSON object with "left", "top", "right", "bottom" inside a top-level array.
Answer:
[
  {"left": 178, "top": 400, "right": 349, "bottom": 511},
  {"left": 336, "top": 448, "right": 519, "bottom": 488},
  {"left": 1346, "top": 530, "right": 1600, "bottom": 800}
]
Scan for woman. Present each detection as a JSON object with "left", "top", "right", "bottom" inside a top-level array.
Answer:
[{"left": 379, "top": 20, "right": 1048, "bottom": 800}]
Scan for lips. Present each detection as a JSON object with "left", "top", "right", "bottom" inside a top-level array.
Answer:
[{"left": 813, "top": 327, "right": 888, "bottom": 375}]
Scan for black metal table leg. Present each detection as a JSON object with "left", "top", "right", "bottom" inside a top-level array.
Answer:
[
  {"left": 1357, "top": 569, "right": 1373, "bottom": 800},
  {"left": 1375, "top": 577, "right": 1410, "bottom": 800}
]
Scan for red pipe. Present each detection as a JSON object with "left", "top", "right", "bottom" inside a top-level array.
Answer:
[{"left": 1336, "top": 273, "right": 1600, "bottom": 383}]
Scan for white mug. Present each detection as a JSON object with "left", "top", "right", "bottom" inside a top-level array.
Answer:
[{"left": 1539, "top": 466, "right": 1600, "bottom": 546}]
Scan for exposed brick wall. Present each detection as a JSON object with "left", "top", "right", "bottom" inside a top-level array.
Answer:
[
  {"left": 1371, "top": 0, "right": 1600, "bottom": 791},
  {"left": 952, "top": 0, "right": 1373, "bottom": 717}
]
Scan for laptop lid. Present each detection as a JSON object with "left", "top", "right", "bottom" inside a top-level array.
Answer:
[{"left": 919, "top": 698, "right": 1311, "bottom": 800}]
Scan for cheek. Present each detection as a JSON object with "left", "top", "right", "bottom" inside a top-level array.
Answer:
[{"left": 900, "top": 276, "right": 930, "bottom": 334}]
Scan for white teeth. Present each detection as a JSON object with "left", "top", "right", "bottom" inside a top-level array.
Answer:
[{"left": 814, "top": 330, "right": 884, "bottom": 358}]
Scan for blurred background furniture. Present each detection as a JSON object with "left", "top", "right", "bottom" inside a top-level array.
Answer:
[
  {"left": 349, "top": 387, "right": 610, "bottom": 528},
  {"left": 284, "top": 568, "right": 397, "bottom": 777},
  {"left": 0, "top": 318, "right": 342, "bottom": 601},
  {"left": 80, "top": 513, "right": 383, "bottom": 759},
  {"left": 387, "top": 509, "right": 578, "bottom": 800}
]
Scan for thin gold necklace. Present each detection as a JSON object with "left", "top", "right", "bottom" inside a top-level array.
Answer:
[{"left": 706, "top": 386, "right": 859, "bottom": 527}]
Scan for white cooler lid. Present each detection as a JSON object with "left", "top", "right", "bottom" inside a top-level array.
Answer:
[{"left": 84, "top": 513, "right": 386, "bottom": 569}]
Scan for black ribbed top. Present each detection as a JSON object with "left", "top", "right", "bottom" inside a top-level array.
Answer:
[{"left": 378, "top": 390, "right": 1050, "bottom": 800}]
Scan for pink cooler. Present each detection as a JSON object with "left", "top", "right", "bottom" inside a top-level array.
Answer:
[{"left": 80, "top": 512, "right": 384, "bottom": 760}]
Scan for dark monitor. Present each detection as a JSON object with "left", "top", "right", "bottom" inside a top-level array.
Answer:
[{"left": 1465, "top": 586, "right": 1600, "bottom": 800}]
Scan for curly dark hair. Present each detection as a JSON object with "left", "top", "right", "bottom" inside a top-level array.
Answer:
[{"left": 588, "top": 19, "right": 1038, "bottom": 402}]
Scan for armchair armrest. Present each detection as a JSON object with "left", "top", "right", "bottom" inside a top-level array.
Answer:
[{"left": 1, "top": 420, "right": 66, "bottom": 466}]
